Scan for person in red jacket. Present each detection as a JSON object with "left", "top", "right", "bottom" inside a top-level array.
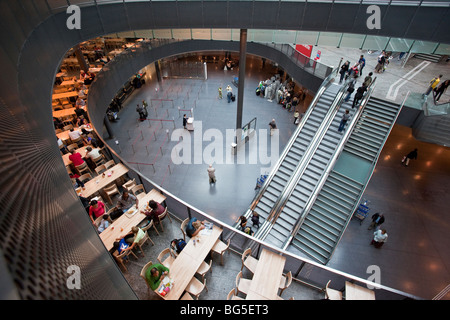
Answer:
[
  {"left": 68, "top": 150, "right": 85, "bottom": 166},
  {"left": 88, "top": 199, "right": 105, "bottom": 225}
]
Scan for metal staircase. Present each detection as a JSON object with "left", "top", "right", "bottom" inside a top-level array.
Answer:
[{"left": 289, "top": 89, "right": 405, "bottom": 264}]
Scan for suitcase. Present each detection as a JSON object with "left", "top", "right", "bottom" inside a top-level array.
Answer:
[{"left": 231, "top": 94, "right": 236, "bottom": 102}]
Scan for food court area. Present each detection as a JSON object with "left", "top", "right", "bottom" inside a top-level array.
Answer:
[{"left": 50, "top": 36, "right": 388, "bottom": 301}]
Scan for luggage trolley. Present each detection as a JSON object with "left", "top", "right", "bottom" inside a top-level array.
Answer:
[{"left": 353, "top": 198, "right": 370, "bottom": 225}]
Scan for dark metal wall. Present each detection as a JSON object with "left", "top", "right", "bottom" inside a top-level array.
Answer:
[{"left": 0, "top": 0, "right": 448, "bottom": 299}]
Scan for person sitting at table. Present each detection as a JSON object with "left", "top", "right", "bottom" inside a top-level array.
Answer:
[
  {"left": 116, "top": 191, "right": 139, "bottom": 213},
  {"left": 53, "top": 117, "right": 64, "bottom": 130},
  {"left": 85, "top": 146, "right": 102, "bottom": 161},
  {"left": 145, "top": 263, "right": 170, "bottom": 291},
  {"left": 141, "top": 200, "right": 165, "bottom": 224},
  {"left": 97, "top": 214, "right": 110, "bottom": 233},
  {"left": 117, "top": 226, "right": 145, "bottom": 252},
  {"left": 75, "top": 104, "right": 89, "bottom": 122},
  {"left": 57, "top": 137, "right": 68, "bottom": 154},
  {"left": 68, "top": 149, "right": 85, "bottom": 167},
  {"left": 84, "top": 71, "right": 95, "bottom": 85},
  {"left": 82, "top": 132, "right": 100, "bottom": 148},
  {"left": 89, "top": 199, "right": 105, "bottom": 225},
  {"left": 185, "top": 217, "right": 206, "bottom": 238},
  {"left": 68, "top": 128, "right": 83, "bottom": 142},
  {"left": 78, "top": 85, "right": 88, "bottom": 99},
  {"left": 79, "top": 70, "right": 87, "bottom": 81},
  {"left": 75, "top": 97, "right": 86, "bottom": 108}
]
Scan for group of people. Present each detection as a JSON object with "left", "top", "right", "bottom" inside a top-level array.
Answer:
[
  {"left": 339, "top": 55, "right": 367, "bottom": 84},
  {"left": 136, "top": 99, "right": 149, "bottom": 121}
]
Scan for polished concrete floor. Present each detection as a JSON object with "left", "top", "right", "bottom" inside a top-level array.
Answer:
[{"left": 103, "top": 47, "right": 450, "bottom": 300}]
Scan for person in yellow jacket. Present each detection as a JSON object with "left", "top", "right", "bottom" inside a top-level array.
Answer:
[{"left": 423, "top": 74, "right": 442, "bottom": 97}]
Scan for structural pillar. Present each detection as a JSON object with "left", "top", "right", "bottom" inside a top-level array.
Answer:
[
  {"left": 74, "top": 44, "right": 89, "bottom": 72},
  {"left": 235, "top": 29, "right": 247, "bottom": 144}
]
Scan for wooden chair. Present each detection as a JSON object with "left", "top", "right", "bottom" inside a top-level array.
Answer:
[
  {"left": 185, "top": 277, "right": 207, "bottom": 300},
  {"left": 325, "top": 280, "right": 343, "bottom": 300},
  {"left": 71, "top": 135, "right": 84, "bottom": 147},
  {"left": 156, "top": 207, "right": 172, "bottom": 232},
  {"left": 92, "top": 154, "right": 105, "bottom": 167},
  {"left": 278, "top": 271, "right": 292, "bottom": 297},
  {"left": 241, "top": 248, "right": 258, "bottom": 274},
  {"left": 157, "top": 248, "right": 176, "bottom": 269},
  {"left": 211, "top": 238, "right": 230, "bottom": 266},
  {"left": 180, "top": 292, "right": 194, "bottom": 300},
  {"left": 55, "top": 129, "right": 63, "bottom": 134},
  {"left": 103, "top": 183, "right": 121, "bottom": 205},
  {"left": 180, "top": 218, "right": 189, "bottom": 241},
  {"left": 140, "top": 260, "right": 153, "bottom": 296},
  {"left": 122, "top": 178, "right": 136, "bottom": 192},
  {"left": 226, "top": 288, "right": 244, "bottom": 300},
  {"left": 104, "top": 159, "right": 115, "bottom": 169},
  {"left": 133, "top": 230, "right": 154, "bottom": 257},
  {"left": 78, "top": 173, "right": 92, "bottom": 184},
  {"left": 63, "top": 124, "right": 73, "bottom": 131},
  {"left": 66, "top": 143, "right": 78, "bottom": 153},
  {"left": 131, "top": 184, "right": 146, "bottom": 200},
  {"left": 196, "top": 259, "right": 212, "bottom": 283},
  {"left": 113, "top": 247, "right": 138, "bottom": 273},
  {"left": 235, "top": 271, "right": 251, "bottom": 296},
  {"left": 95, "top": 164, "right": 107, "bottom": 175},
  {"left": 139, "top": 218, "right": 160, "bottom": 236},
  {"left": 75, "top": 161, "right": 91, "bottom": 175}
]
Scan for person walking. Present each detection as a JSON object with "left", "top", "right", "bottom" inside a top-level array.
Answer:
[
  {"left": 218, "top": 86, "right": 223, "bottom": 99},
  {"left": 344, "top": 81, "right": 355, "bottom": 102},
  {"left": 338, "top": 109, "right": 350, "bottom": 132},
  {"left": 207, "top": 164, "right": 216, "bottom": 184},
  {"left": 401, "top": 148, "right": 418, "bottom": 167},
  {"left": 136, "top": 104, "right": 146, "bottom": 121},
  {"left": 363, "top": 72, "right": 373, "bottom": 87},
  {"left": 142, "top": 100, "right": 149, "bottom": 117},
  {"left": 371, "top": 229, "right": 388, "bottom": 248},
  {"left": 375, "top": 52, "right": 386, "bottom": 73},
  {"left": 339, "top": 61, "right": 350, "bottom": 84},
  {"left": 358, "top": 55, "right": 366, "bottom": 76},
  {"left": 352, "top": 84, "right": 368, "bottom": 109},
  {"left": 226, "top": 85, "right": 233, "bottom": 103},
  {"left": 368, "top": 213, "right": 385, "bottom": 230},
  {"left": 182, "top": 114, "right": 188, "bottom": 129},
  {"left": 269, "top": 119, "right": 277, "bottom": 136},
  {"left": 434, "top": 79, "right": 449, "bottom": 102},
  {"left": 423, "top": 75, "right": 442, "bottom": 97}
]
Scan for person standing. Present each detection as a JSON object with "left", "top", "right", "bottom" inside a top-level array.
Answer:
[
  {"left": 371, "top": 229, "right": 388, "bottom": 248},
  {"left": 375, "top": 53, "right": 386, "bottom": 73},
  {"left": 423, "top": 75, "right": 442, "bottom": 97},
  {"left": 358, "top": 55, "right": 366, "bottom": 76},
  {"left": 269, "top": 119, "right": 277, "bottom": 136},
  {"left": 142, "top": 100, "right": 149, "bottom": 117},
  {"left": 183, "top": 114, "right": 188, "bottom": 129},
  {"left": 207, "top": 164, "right": 216, "bottom": 184},
  {"left": 338, "top": 109, "right": 350, "bottom": 132},
  {"left": 226, "top": 85, "right": 233, "bottom": 103},
  {"left": 293, "top": 110, "right": 300, "bottom": 124},
  {"left": 344, "top": 81, "right": 355, "bottom": 102},
  {"left": 352, "top": 84, "right": 368, "bottom": 109},
  {"left": 136, "top": 104, "right": 146, "bottom": 121},
  {"left": 434, "top": 79, "right": 449, "bottom": 102},
  {"left": 218, "top": 86, "right": 223, "bottom": 99},
  {"left": 363, "top": 72, "right": 373, "bottom": 88},
  {"left": 401, "top": 148, "right": 418, "bottom": 167},
  {"left": 339, "top": 61, "right": 350, "bottom": 84},
  {"left": 368, "top": 213, "right": 385, "bottom": 230}
]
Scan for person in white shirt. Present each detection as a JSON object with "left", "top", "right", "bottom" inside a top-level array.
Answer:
[
  {"left": 85, "top": 146, "right": 102, "bottom": 160},
  {"left": 68, "top": 128, "right": 82, "bottom": 141},
  {"left": 371, "top": 229, "right": 388, "bottom": 248},
  {"left": 207, "top": 164, "right": 216, "bottom": 184},
  {"left": 97, "top": 214, "right": 110, "bottom": 233}
]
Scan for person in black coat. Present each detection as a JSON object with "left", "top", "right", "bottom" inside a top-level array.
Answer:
[
  {"left": 401, "top": 148, "right": 418, "bottom": 167},
  {"left": 368, "top": 213, "right": 385, "bottom": 230},
  {"left": 352, "top": 84, "right": 367, "bottom": 109},
  {"left": 339, "top": 61, "right": 350, "bottom": 84}
]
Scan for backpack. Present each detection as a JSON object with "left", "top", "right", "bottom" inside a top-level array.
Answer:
[{"left": 171, "top": 239, "right": 186, "bottom": 254}]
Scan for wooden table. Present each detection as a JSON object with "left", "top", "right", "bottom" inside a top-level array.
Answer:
[
  {"left": 246, "top": 249, "right": 286, "bottom": 300},
  {"left": 60, "top": 80, "right": 81, "bottom": 87},
  {"left": 77, "top": 163, "right": 129, "bottom": 198},
  {"left": 99, "top": 188, "right": 166, "bottom": 251},
  {"left": 89, "top": 67, "right": 102, "bottom": 73},
  {"left": 52, "top": 91, "right": 79, "bottom": 101},
  {"left": 157, "top": 224, "right": 223, "bottom": 300},
  {"left": 57, "top": 125, "right": 92, "bottom": 142},
  {"left": 345, "top": 281, "right": 376, "bottom": 300},
  {"left": 53, "top": 106, "right": 86, "bottom": 119}
]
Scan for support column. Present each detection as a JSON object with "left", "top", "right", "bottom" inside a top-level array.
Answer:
[
  {"left": 74, "top": 44, "right": 89, "bottom": 72},
  {"left": 235, "top": 29, "right": 247, "bottom": 144},
  {"left": 155, "top": 60, "right": 162, "bottom": 84},
  {"left": 104, "top": 115, "right": 115, "bottom": 139}
]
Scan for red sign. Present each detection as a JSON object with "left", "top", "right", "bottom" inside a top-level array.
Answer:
[{"left": 295, "top": 45, "right": 313, "bottom": 58}]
